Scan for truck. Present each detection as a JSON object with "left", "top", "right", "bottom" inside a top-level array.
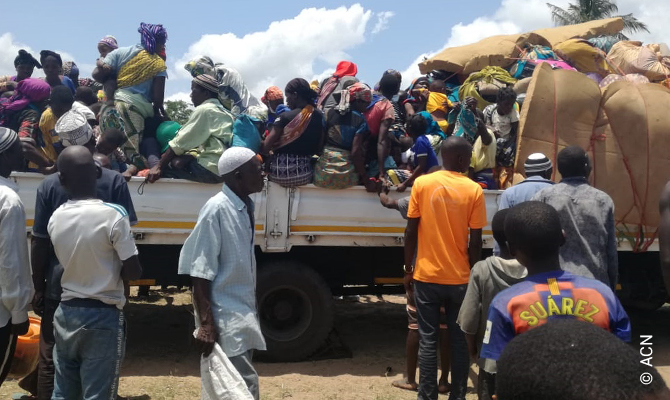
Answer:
[{"left": 13, "top": 172, "right": 666, "bottom": 361}]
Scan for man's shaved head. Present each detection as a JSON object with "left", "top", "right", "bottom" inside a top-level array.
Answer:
[
  {"left": 441, "top": 136, "right": 473, "bottom": 173},
  {"left": 57, "top": 145, "right": 98, "bottom": 198}
]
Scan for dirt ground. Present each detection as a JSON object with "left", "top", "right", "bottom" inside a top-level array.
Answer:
[
  {"left": 4, "top": 289, "right": 670, "bottom": 400},
  {"left": 0, "top": 289, "right": 478, "bottom": 400}
]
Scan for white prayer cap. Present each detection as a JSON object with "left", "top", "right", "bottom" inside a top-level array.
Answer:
[
  {"left": 0, "top": 127, "right": 18, "bottom": 154},
  {"left": 524, "top": 153, "right": 553, "bottom": 173},
  {"left": 56, "top": 110, "right": 93, "bottom": 147},
  {"left": 218, "top": 147, "right": 257, "bottom": 176}
]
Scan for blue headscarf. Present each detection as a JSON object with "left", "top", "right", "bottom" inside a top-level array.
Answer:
[{"left": 138, "top": 23, "right": 168, "bottom": 55}]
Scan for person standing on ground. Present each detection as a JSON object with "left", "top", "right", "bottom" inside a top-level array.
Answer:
[
  {"left": 405, "top": 136, "right": 487, "bottom": 400},
  {"left": 379, "top": 183, "right": 451, "bottom": 394},
  {"left": 480, "top": 201, "right": 630, "bottom": 364},
  {"left": 532, "top": 146, "right": 618, "bottom": 291},
  {"left": 178, "top": 147, "right": 266, "bottom": 400},
  {"left": 30, "top": 122, "right": 136, "bottom": 400},
  {"left": 457, "top": 209, "right": 526, "bottom": 400},
  {"left": 0, "top": 128, "right": 33, "bottom": 387},
  {"left": 48, "top": 146, "right": 141, "bottom": 399},
  {"left": 493, "top": 153, "right": 553, "bottom": 255}
]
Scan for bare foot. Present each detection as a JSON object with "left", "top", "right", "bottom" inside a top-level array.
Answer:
[
  {"left": 438, "top": 380, "right": 451, "bottom": 394},
  {"left": 392, "top": 378, "right": 418, "bottom": 391}
]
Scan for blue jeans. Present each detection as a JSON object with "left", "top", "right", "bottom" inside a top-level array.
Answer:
[
  {"left": 414, "top": 281, "right": 469, "bottom": 400},
  {"left": 52, "top": 301, "right": 125, "bottom": 400}
]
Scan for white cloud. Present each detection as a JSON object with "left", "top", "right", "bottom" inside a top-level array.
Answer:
[
  {"left": 0, "top": 33, "right": 33, "bottom": 77},
  {"left": 165, "top": 91, "right": 192, "bottom": 105},
  {"left": 372, "top": 11, "right": 395, "bottom": 35},
  {"left": 175, "top": 5, "right": 372, "bottom": 97},
  {"left": 400, "top": 0, "right": 670, "bottom": 86}
]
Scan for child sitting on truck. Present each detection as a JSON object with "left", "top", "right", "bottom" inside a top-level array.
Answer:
[
  {"left": 483, "top": 87, "right": 519, "bottom": 189},
  {"left": 396, "top": 114, "right": 439, "bottom": 192}
]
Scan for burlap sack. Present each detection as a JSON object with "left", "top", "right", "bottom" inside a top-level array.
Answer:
[
  {"left": 607, "top": 41, "right": 670, "bottom": 82},
  {"left": 419, "top": 33, "right": 550, "bottom": 75},
  {"left": 517, "top": 63, "right": 670, "bottom": 242}
]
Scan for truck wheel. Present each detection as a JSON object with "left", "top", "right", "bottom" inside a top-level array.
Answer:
[{"left": 256, "top": 262, "right": 334, "bottom": 362}]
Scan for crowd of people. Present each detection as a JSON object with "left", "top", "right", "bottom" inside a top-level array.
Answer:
[
  {"left": 0, "top": 20, "right": 669, "bottom": 400},
  {"left": 0, "top": 23, "right": 524, "bottom": 191}
]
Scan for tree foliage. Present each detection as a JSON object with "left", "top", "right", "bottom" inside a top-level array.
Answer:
[
  {"left": 165, "top": 100, "right": 193, "bottom": 126},
  {"left": 546, "top": 0, "right": 649, "bottom": 39}
]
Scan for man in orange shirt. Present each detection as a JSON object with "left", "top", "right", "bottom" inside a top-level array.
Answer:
[{"left": 405, "top": 136, "right": 487, "bottom": 400}]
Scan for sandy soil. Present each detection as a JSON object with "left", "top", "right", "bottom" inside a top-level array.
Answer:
[
  {"left": 6, "top": 289, "right": 670, "bottom": 400},
  {"left": 0, "top": 289, "right": 477, "bottom": 400}
]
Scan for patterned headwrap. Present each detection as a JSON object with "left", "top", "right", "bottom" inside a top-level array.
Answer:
[
  {"left": 0, "top": 128, "right": 18, "bottom": 154},
  {"left": 184, "top": 55, "right": 216, "bottom": 78},
  {"left": 14, "top": 50, "right": 41, "bottom": 68},
  {"left": 62, "top": 61, "right": 79, "bottom": 78},
  {"left": 138, "top": 23, "right": 167, "bottom": 55},
  {"left": 98, "top": 35, "right": 118, "bottom": 50},
  {"left": 261, "top": 86, "right": 283, "bottom": 103},
  {"left": 193, "top": 74, "right": 219, "bottom": 95},
  {"left": 56, "top": 110, "right": 93, "bottom": 147},
  {"left": 336, "top": 82, "right": 371, "bottom": 115}
]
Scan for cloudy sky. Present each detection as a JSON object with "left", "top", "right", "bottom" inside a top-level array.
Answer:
[{"left": 1, "top": 0, "right": 668, "bottom": 103}]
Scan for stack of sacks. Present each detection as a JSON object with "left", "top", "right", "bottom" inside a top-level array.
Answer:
[
  {"left": 608, "top": 41, "right": 670, "bottom": 82},
  {"left": 516, "top": 63, "right": 670, "bottom": 248}
]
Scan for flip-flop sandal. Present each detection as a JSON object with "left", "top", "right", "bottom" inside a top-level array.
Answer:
[{"left": 392, "top": 378, "right": 418, "bottom": 391}]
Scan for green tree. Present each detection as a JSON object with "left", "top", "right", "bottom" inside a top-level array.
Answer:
[
  {"left": 546, "top": 0, "right": 649, "bottom": 39},
  {"left": 165, "top": 100, "right": 193, "bottom": 125}
]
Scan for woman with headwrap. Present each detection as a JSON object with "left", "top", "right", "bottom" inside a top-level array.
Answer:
[
  {"left": 261, "top": 78, "right": 324, "bottom": 187},
  {"left": 403, "top": 76, "right": 430, "bottom": 118},
  {"left": 184, "top": 56, "right": 260, "bottom": 116},
  {"left": 93, "top": 22, "right": 168, "bottom": 179},
  {"left": 316, "top": 60, "right": 359, "bottom": 114},
  {"left": 40, "top": 50, "right": 76, "bottom": 94},
  {"left": 314, "top": 82, "right": 376, "bottom": 191},
  {"left": 0, "top": 78, "right": 53, "bottom": 172},
  {"left": 0, "top": 50, "right": 42, "bottom": 95},
  {"left": 146, "top": 74, "right": 234, "bottom": 184}
]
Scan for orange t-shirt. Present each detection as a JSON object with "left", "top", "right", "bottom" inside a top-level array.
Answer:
[{"left": 407, "top": 170, "right": 487, "bottom": 285}]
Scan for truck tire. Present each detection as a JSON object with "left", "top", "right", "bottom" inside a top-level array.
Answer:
[{"left": 256, "top": 262, "right": 334, "bottom": 362}]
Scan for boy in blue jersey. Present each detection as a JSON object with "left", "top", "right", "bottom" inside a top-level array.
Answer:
[
  {"left": 480, "top": 201, "right": 630, "bottom": 364},
  {"left": 47, "top": 146, "right": 142, "bottom": 400}
]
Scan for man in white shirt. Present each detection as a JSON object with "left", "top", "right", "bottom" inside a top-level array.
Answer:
[
  {"left": 179, "top": 147, "right": 265, "bottom": 400},
  {"left": 47, "top": 145, "right": 141, "bottom": 399},
  {"left": 0, "top": 127, "right": 33, "bottom": 387}
]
